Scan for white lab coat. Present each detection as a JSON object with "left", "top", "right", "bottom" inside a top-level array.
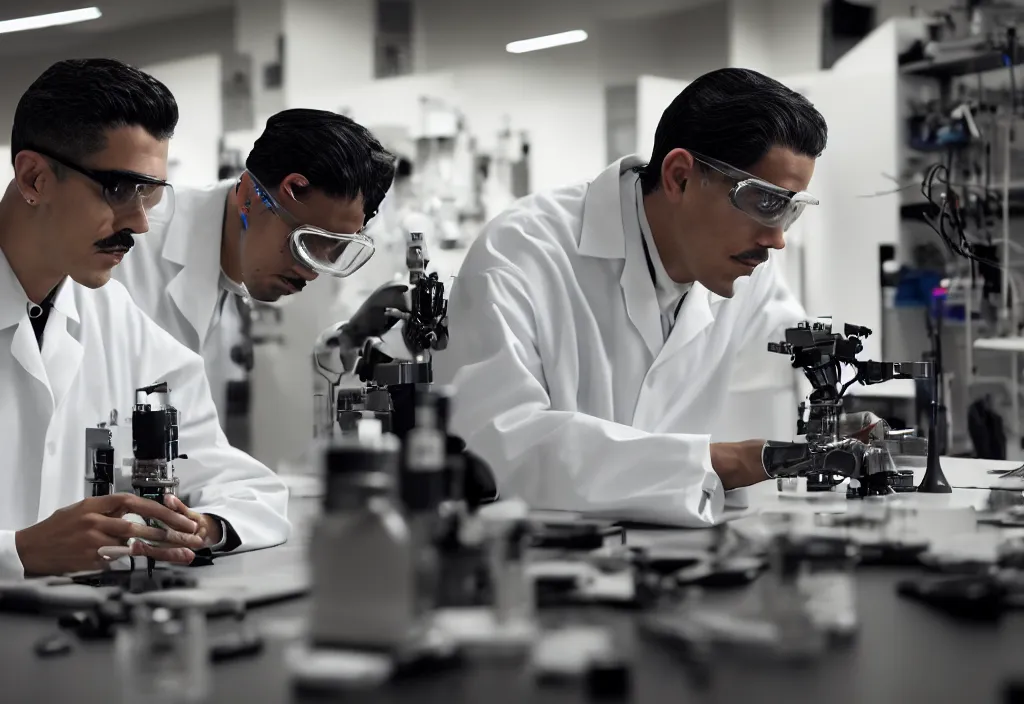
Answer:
[
  {"left": 0, "top": 248, "right": 290, "bottom": 580},
  {"left": 432, "top": 156, "right": 806, "bottom": 527},
  {"left": 111, "top": 180, "right": 242, "bottom": 423}
]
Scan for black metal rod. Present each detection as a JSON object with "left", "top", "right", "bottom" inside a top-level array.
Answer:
[{"left": 920, "top": 293, "right": 952, "bottom": 493}]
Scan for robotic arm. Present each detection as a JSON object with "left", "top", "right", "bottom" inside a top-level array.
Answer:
[{"left": 761, "top": 321, "right": 932, "bottom": 497}]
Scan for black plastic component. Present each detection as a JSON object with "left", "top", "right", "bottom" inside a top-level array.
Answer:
[
  {"left": 70, "top": 567, "right": 198, "bottom": 594},
  {"left": 1005, "top": 680, "right": 1024, "bottom": 704},
  {"left": 585, "top": 655, "right": 632, "bottom": 700},
  {"left": 531, "top": 522, "right": 624, "bottom": 551},
  {"left": 858, "top": 540, "right": 929, "bottom": 567},
  {"left": 209, "top": 626, "right": 264, "bottom": 662},
  {"left": 897, "top": 575, "right": 1007, "bottom": 621}
]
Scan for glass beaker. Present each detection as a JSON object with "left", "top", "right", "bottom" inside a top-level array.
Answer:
[
  {"left": 116, "top": 605, "right": 210, "bottom": 704},
  {"left": 794, "top": 536, "right": 860, "bottom": 642}
]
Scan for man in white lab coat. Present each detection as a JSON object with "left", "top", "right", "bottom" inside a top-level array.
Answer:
[
  {"left": 433, "top": 68, "right": 827, "bottom": 527},
  {"left": 112, "top": 109, "right": 397, "bottom": 422},
  {"left": 0, "top": 58, "right": 289, "bottom": 579}
]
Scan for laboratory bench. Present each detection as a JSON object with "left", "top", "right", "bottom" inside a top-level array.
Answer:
[{"left": 2, "top": 458, "right": 1024, "bottom": 704}]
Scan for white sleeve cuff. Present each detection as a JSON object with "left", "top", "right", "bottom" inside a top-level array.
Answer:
[
  {"left": 208, "top": 518, "right": 230, "bottom": 552},
  {"left": 0, "top": 530, "right": 25, "bottom": 581}
]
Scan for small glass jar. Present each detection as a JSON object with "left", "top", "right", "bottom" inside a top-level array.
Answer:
[
  {"left": 116, "top": 605, "right": 210, "bottom": 704},
  {"left": 484, "top": 517, "right": 534, "bottom": 627},
  {"left": 793, "top": 536, "right": 860, "bottom": 642}
]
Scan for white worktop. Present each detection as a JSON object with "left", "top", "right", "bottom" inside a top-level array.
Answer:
[{"left": 975, "top": 337, "right": 1024, "bottom": 352}]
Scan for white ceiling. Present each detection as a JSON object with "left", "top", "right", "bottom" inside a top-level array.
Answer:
[
  {"left": 0, "top": 0, "right": 235, "bottom": 56},
  {"left": 0, "top": 0, "right": 723, "bottom": 58}
]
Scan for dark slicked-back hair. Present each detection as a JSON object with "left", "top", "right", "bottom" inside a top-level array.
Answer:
[
  {"left": 640, "top": 67, "right": 827, "bottom": 194},
  {"left": 12, "top": 58, "right": 178, "bottom": 165},
  {"left": 246, "top": 109, "right": 397, "bottom": 226}
]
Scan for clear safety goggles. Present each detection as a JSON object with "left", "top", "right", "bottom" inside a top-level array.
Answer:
[
  {"left": 688, "top": 150, "right": 818, "bottom": 232},
  {"left": 31, "top": 146, "right": 175, "bottom": 221},
  {"left": 248, "top": 171, "right": 375, "bottom": 278}
]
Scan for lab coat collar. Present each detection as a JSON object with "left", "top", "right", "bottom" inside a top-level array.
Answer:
[
  {"left": 0, "top": 248, "right": 79, "bottom": 330},
  {"left": 0, "top": 247, "right": 83, "bottom": 408},
  {"left": 163, "top": 180, "right": 235, "bottom": 348},
  {"left": 579, "top": 155, "right": 647, "bottom": 260},
  {"left": 613, "top": 161, "right": 718, "bottom": 362}
]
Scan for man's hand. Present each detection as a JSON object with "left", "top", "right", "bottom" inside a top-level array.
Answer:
[
  {"left": 710, "top": 439, "right": 771, "bottom": 490},
  {"left": 14, "top": 494, "right": 205, "bottom": 577},
  {"left": 162, "top": 495, "right": 223, "bottom": 548}
]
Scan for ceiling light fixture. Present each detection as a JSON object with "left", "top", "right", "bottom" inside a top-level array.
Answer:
[
  {"left": 506, "top": 29, "right": 588, "bottom": 54},
  {"left": 0, "top": 7, "right": 102, "bottom": 35}
]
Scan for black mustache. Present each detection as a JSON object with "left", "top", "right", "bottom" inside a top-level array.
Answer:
[
  {"left": 95, "top": 230, "right": 135, "bottom": 251},
  {"left": 732, "top": 249, "right": 769, "bottom": 263},
  {"left": 281, "top": 276, "right": 307, "bottom": 291}
]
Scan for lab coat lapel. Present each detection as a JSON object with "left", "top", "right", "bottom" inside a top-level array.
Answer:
[
  {"left": 616, "top": 163, "right": 662, "bottom": 358},
  {"left": 657, "top": 285, "right": 715, "bottom": 364},
  {"left": 10, "top": 320, "right": 50, "bottom": 400},
  {"left": 163, "top": 189, "right": 227, "bottom": 349},
  {"left": 40, "top": 282, "right": 83, "bottom": 412},
  {"left": 620, "top": 230, "right": 663, "bottom": 359},
  {"left": 0, "top": 248, "right": 51, "bottom": 399}
]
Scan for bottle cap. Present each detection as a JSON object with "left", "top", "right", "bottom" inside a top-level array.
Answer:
[
  {"left": 585, "top": 654, "right": 631, "bottom": 700},
  {"left": 323, "top": 433, "right": 399, "bottom": 476}
]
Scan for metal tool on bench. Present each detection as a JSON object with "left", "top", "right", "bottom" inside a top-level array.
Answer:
[{"left": 762, "top": 320, "right": 932, "bottom": 498}]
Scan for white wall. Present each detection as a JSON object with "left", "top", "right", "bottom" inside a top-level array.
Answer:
[
  {"left": 143, "top": 54, "right": 224, "bottom": 187},
  {"left": 598, "top": 3, "right": 730, "bottom": 86},
  {"left": 234, "top": 0, "right": 286, "bottom": 121},
  {"left": 409, "top": 0, "right": 732, "bottom": 191},
  {"left": 728, "top": 0, "right": 823, "bottom": 76},
  {"left": 282, "top": 0, "right": 376, "bottom": 107},
  {"left": 0, "top": 10, "right": 234, "bottom": 135}
]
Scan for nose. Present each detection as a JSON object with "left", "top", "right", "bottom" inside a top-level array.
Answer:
[
  {"left": 114, "top": 203, "right": 150, "bottom": 236},
  {"left": 290, "top": 262, "right": 319, "bottom": 282},
  {"left": 757, "top": 225, "right": 786, "bottom": 251}
]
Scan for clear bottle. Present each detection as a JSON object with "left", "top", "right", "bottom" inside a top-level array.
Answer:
[
  {"left": 402, "top": 390, "right": 449, "bottom": 617},
  {"left": 308, "top": 428, "right": 416, "bottom": 650},
  {"left": 480, "top": 504, "right": 535, "bottom": 631},
  {"left": 116, "top": 605, "right": 209, "bottom": 704},
  {"left": 793, "top": 536, "right": 860, "bottom": 642}
]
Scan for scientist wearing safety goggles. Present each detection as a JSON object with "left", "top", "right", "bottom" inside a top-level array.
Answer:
[
  {"left": 112, "top": 109, "right": 396, "bottom": 422},
  {"left": 433, "top": 67, "right": 826, "bottom": 528},
  {"left": 0, "top": 58, "right": 290, "bottom": 580}
]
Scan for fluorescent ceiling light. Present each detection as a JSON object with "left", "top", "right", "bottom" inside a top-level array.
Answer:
[
  {"left": 506, "top": 29, "right": 588, "bottom": 54},
  {"left": 0, "top": 7, "right": 102, "bottom": 35}
]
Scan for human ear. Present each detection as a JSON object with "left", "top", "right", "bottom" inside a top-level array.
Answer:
[
  {"left": 13, "top": 151, "right": 52, "bottom": 206},
  {"left": 279, "top": 173, "right": 311, "bottom": 203},
  {"left": 660, "top": 148, "right": 698, "bottom": 202}
]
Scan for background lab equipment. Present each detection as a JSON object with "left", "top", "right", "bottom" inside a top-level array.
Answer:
[{"left": 312, "top": 228, "right": 497, "bottom": 506}]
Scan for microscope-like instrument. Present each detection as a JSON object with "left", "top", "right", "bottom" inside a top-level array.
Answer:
[
  {"left": 762, "top": 321, "right": 932, "bottom": 497},
  {"left": 129, "top": 382, "right": 182, "bottom": 578},
  {"left": 312, "top": 230, "right": 448, "bottom": 441}
]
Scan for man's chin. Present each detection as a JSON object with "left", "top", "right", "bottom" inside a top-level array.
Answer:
[
  {"left": 70, "top": 270, "right": 113, "bottom": 290},
  {"left": 703, "top": 278, "right": 736, "bottom": 299}
]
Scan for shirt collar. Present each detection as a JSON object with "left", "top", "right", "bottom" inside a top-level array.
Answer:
[{"left": 0, "top": 247, "right": 79, "bottom": 332}]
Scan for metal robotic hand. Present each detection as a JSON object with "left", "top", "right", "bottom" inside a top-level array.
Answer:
[
  {"left": 327, "top": 281, "right": 411, "bottom": 374},
  {"left": 762, "top": 411, "right": 895, "bottom": 489}
]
